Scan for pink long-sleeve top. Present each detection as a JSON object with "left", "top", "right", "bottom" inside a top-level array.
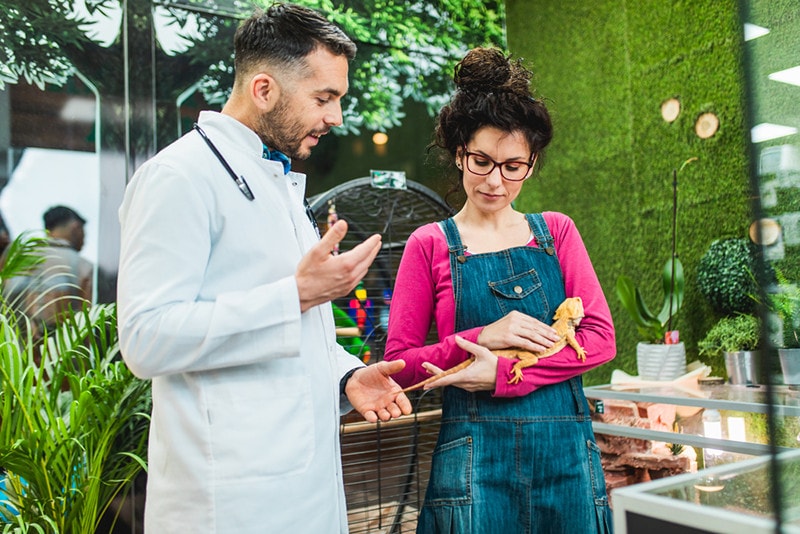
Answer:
[{"left": 383, "top": 211, "right": 616, "bottom": 397}]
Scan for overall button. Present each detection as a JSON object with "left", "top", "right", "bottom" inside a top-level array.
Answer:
[{"left": 513, "top": 285, "right": 523, "bottom": 294}]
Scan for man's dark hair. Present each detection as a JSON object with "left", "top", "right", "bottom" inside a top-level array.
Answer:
[
  {"left": 43, "top": 205, "right": 86, "bottom": 231},
  {"left": 234, "top": 3, "right": 356, "bottom": 80}
]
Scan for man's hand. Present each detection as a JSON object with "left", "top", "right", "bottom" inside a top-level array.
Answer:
[
  {"left": 296, "top": 219, "right": 381, "bottom": 312},
  {"left": 345, "top": 360, "right": 412, "bottom": 423}
]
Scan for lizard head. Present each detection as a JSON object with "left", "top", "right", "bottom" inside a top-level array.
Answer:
[{"left": 554, "top": 297, "right": 585, "bottom": 325}]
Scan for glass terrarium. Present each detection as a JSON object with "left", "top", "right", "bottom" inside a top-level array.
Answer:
[{"left": 611, "top": 449, "right": 800, "bottom": 533}]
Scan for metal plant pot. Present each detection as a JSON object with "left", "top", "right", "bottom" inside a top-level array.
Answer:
[
  {"left": 724, "top": 350, "right": 760, "bottom": 386},
  {"left": 778, "top": 348, "right": 800, "bottom": 385}
]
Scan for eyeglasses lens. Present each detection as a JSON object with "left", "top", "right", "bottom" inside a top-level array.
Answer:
[{"left": 465, "top": 153, "right": 530, "bottom": 181}]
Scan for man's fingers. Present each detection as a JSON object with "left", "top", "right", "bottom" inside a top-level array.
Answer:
[
  {"left": 318, "top": 219, "right": 348, "bottom": 253},
  {"left": 376, "top": 359, "right": 405, "bottom": 376},
  {"left": 363, "top": 410, "right": 378, "bottom": 423},
  {"left": 346, "top": 233, "right": 382, "bottom": 262}
]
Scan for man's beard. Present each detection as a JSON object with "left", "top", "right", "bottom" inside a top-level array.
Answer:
[{"left": 256, "top": 97, "right": 316, "bottom": 161}]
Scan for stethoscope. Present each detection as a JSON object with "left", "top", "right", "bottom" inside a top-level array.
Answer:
[
  {"left": 193, "top": 123, "right": 255, "bottom": 201},
  {"left": 193, "top": 123, "right": 320, "bottom": 236}
]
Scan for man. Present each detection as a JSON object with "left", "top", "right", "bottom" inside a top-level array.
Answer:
[
  {"left": 40, "top": 205, "right": 93, "bottom": 303},
  {"left": 116, "top": 4, "right": 411, "bottom": 533},
  {"left": 3, "top": 205, "right": 93, "bottom": 330},
  {"left": 43, "top": 205, "right": 88, "bottom": 253}
]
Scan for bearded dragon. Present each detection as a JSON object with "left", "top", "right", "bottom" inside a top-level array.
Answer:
[{"left": 402, "top": 297, "right": 586, "bottom": 392}]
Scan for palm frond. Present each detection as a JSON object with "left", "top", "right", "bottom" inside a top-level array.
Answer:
[{"left": 0, "top": 302, "right": 151, "bottom": 532}]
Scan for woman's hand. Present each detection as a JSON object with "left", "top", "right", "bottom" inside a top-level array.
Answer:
[
  {"left": 420, "top": 336, "right": 499, "bottom": 392},
  {"left": 477, "top": 310, "right": 559, "bottom": 352}
]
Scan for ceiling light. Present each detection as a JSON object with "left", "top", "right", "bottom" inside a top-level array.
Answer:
[
  {"left": 768, "top": 65, "right": 800, "bottom": 87},
  {"left": 751, "top": 123, "right": 798, "bottom": 143},
  {"left": 60, "top": 97, "right": 96, "bottom": 123},
  {"left": 744, "top": 23, "right": 770, "bottom": 41}
]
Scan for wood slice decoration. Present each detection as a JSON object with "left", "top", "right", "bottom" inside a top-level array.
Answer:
[
  {"left": 661, "top": 98, "right": 681, "bottom": 122},
  {"left": 749, "top": 218, "right": 781, "bottom": 246},
  {"left": 695, "top": 112, "right": 719, "bottom": 139}
]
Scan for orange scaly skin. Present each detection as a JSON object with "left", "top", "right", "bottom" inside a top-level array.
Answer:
[{"left": 402, "top": 297, "right": 586, "bottom": 392}]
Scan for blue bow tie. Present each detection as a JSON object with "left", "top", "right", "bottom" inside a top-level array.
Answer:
[{"left": 262, "top": 145, "right": 291, "bottom": 174}]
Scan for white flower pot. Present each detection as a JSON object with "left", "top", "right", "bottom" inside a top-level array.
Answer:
[{"left": 636, "top": 342, "right": 686, "bottom": 381}]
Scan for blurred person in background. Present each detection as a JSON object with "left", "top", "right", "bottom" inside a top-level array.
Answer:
[{"left": 2, "top": 205, "right": 93, "bottom": 334}]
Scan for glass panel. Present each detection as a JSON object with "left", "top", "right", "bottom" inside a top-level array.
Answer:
[
  {"left": 650, "top": 451, "right": 800, "bottom": 525},
  {"left": 0, "top": 73, "right": 100, "bottom": 305},
  {"left": 0, "top": 0, "right": 131, "bottom": 305},
  {"left": 740, "top": 0, "right": 800, "bottom": 529},
  {"left": 742, "top": 2, "right": 800, "bottom": 361},
  {"left": 156, "top": 0, "right": 249, "bottom": 18}
]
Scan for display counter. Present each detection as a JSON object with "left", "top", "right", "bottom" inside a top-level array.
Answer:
[
  {"left": 584, "top": 383, "right": 800, "bottom": 456},
  {"left": 611, "top": 448, "right": 800, "bottom": 533}
]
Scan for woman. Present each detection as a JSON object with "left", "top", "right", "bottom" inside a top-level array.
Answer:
[{"left": 384, "top": 47, "right": 616, "bottom": 533}]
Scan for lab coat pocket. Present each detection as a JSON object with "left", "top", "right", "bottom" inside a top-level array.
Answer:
[{"left": 207, "top": 373, "right": 314, "bottom": 481}]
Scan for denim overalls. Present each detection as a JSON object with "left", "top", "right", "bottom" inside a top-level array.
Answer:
[{"left": 417, "top": 214, "right": 612, "bottom": 534}]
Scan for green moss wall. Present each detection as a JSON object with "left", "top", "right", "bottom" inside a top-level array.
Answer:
[{"left": 505, "top": 0, "right": 752, "bottom": 384}]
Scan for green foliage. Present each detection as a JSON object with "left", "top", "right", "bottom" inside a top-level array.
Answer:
[
  {"left": 0, "top": 233, "right": 47, "bottom": 284},
  {"left": 507, "top": 0, "right": 754, "bottom": 383},
  {"left": 767, "top": 272, "right": 800, "bottom": 349},
  {"left": 272, "top": 0, "right": 507, "bottom": 132},
  {"left": 0, "top": 1, "right": 93, "bottom": 90},
  {"left": 696, "top": 238, "right": 762, "bottom": 315},
  {"left": 616, "top": 256, "right": 685, "bottom": 344},
  {"left": 667, "top": 442, "right": 685, "bottom": 456},
  {"left": 0, "top": 235, "right": 151, "bottom": 533},
  {"left": 698, "top": 313, "right": 761, "bottom": 358},
  {"left": 0, "top": 0, "right": 506, "bottom": 134},
  {"left": 332, "top": 303, "right": 371, "bottom": 362}
]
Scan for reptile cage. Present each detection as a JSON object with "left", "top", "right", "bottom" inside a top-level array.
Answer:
[{"left": 308, "top": 176, "right": 452, "bottom": 533}]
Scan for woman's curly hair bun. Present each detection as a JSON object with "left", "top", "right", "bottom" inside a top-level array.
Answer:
[{"left": 453, "top": 47, "right": 531, "bottom": 97}]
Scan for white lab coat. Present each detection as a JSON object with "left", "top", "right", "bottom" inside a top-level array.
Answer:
[{"left": 117, "top": 111, "right": 363, "bottom": 533}]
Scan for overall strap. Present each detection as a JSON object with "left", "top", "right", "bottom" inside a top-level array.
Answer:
[
  {"left": 440, "top": 218, "right": 469, "bottom": 261},
  {"left": 440, "top": 218, "right": 468, "bottom": 331},
  {"left": 526, "top": 213, "right": 555, "bottom": 256}
]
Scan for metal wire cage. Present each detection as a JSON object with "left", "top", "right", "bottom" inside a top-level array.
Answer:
[
  {"left": 309, "top": 177, "right": 453, "bottom": 533},
  {"left": 308, "top": 177, "right": 453, "bottom": 365}
]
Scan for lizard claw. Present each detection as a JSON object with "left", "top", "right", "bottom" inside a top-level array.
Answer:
[{"left": 507, "top": 368, "right": 524, "bottom": 384}]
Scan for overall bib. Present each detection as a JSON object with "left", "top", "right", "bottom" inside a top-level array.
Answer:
[{"left": 417, "top": 214, "right": 612, "bottom": 534}]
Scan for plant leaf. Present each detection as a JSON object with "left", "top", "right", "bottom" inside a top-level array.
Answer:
[{"left": 658, "top": 256, "right": 685, "bottom": 325}]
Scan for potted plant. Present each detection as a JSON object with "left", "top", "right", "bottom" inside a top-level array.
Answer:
[
  {"left": 696, "top": 237, "right": 761, "bottom": 315},
  {"left": 616, "top": 159, "right": 694, "bottom": 380},
  {"left": 695, "top": 237, "right": 766, "bottom": 385},
  {"left": 0, "top": 234, "right": 151, "bottom": 532},
  {"left": 616, "top": 256, "right": 686, "bottom": 380},
  {"left": 768, "top": 277, "right": 800, "bottom": 385},
  {"left": 698, "top": 313, "right": 761, "bottom": 385}
]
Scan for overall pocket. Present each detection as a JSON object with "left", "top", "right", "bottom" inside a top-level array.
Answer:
[
  {"left": 488, "top": 269, "right": 549, "bottom": 319},
  {"left": 424, "top": 435, "right": 473, "bottom": 506},
  {"left": 586, "top": 439, "right": 613, "bottom": 533}
]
